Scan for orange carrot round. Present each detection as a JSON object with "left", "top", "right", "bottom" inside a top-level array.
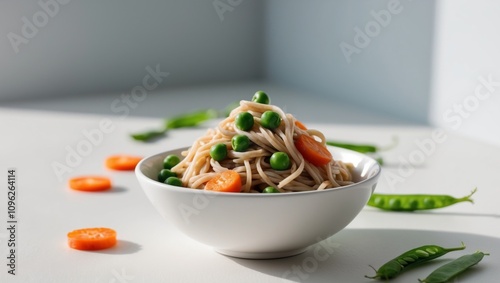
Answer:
[
  {"left": 67, "top": 227, "right": 117, "bottom": 251},
  {"left": 205, "top": 170, "right": 242, "bottom": 192},
  {"left": 295, "top": 120, "right": 308, "bottom": 130},
  {"left": 105, "top": 155, "right": 143, "bottom": 171},
  {"left": 69, "top": 176, "right": 112, "bottom": 192},
  {"left": 295, "top": 134, "right": 333, "bottom": 166}
]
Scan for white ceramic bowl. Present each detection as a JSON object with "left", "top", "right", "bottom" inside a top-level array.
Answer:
[{"left": 136, "top": 146, "right": 381, "bottom": 259}]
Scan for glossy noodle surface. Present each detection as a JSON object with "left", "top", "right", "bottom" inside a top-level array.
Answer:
[{"left": 171, "top": 100, "right": 354, "bottom": 193}]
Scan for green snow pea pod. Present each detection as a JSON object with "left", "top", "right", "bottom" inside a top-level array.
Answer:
[
  {"left": 419, "top": 251, "right": 489, "bottom": 283},
  {"left": 367, "top": 189, "right": 476, "bottom": 211},
  {"left": 365, "top": 243, "right": 466, "bottom": 280}
]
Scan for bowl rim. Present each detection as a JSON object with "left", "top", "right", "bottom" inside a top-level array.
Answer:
[{"left": 135, "top": 146, "right": 381, "bottom": 198}]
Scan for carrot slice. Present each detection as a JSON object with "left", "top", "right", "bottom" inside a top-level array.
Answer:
[
  {"left": 205, "top": 170, "right": 242, "bottom": 192},
  {"left": 295, "top": 120, "right": 308, "bottom": 130},
  {"left": 67, "top": 227, "right": 117, "bottom": 251},
  {"left": 105, "top": 155, "right": 143, "bottom": 170},
  {"left": 69, "top": 176, "right": 112, "bottom": 192},
  {"left": 294, "top": 134, "right": 333, "bottom": 166}
]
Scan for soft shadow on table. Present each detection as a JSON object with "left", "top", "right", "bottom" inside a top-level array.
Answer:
[
  {"left": 366, "top": 209, "right": 500, "bottom": 218},
  {"left": 102, "top": 186, "right": 128, "bottom": 194},
  {"left": 225, "top": 238, "right": 372, "bottom": 283},
  {"left": 226, "top": 247, "right": 333, "bottom": 283},
  {"left": 69, "top": 186, "right": 128, "bottom": 195},
  {"left": 224, "top": 229, "right": 499, "bottom": 283},
  {"left": 94, "top": 240, "right": 142, "bottom": 255}
]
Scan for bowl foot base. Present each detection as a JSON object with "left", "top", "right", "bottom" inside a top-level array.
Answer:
[{"left": 215, "top": 247, "right": 308, "bottom": 259}]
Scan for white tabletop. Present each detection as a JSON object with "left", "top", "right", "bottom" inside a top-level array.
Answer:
[{"left": 1, "top": 83, "right": 499, "bottom": 283}]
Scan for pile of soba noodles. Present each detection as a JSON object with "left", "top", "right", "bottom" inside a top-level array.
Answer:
[{"left": 171, "top": 95, "right": 354, "bottom": 193}]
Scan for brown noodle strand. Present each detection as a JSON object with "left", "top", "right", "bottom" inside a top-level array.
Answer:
[
  {"left": 171, "top": 100, "right": 353, "bottom": 192},
  {"left": 243, "top": 160, "right": 252, "bottom": 193}
]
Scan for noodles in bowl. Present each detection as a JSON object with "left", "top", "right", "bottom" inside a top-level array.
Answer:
[
  {"left": 170, "top": 92, "right": 355, "bottom": 193},
  {"left": 136, "top": 91, "right": 381, "bottom": 258}
]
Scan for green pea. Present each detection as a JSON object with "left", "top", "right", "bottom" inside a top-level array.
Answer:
[
  {"left": 373, "top": 197, "right": 385, "bottom": 207},
  {"left": 423, "top": 197, "right": 436, "bottom": 209},
  {"left": 425, "top": 247, "right": 438, "bottom": 255},
  {"left": 388, "top": 198, "right": 401, "bottom": 210},
  {"left": 163, "top": 154, "right": 181, "bottom": 169},
  {"left": 408, "top": 199, "right": 419, "bottom": 210},
  {"left": 402, "top": 256, "right": 416, "bottom": 263},
  {"left": 158, "top": 169, "right": 177, "bottom": 183},
  {"left": 165, "top": 176, "right": 183, "bottom": 187},
  {"left": 415, "top": 250, "right": 430, "bottom": 258},
  {"left": 252, "top": 91, "right": 270, "bottom": 104},
  {"left": 231, "top": 134, "right": 250, "bottom": 152},
  {"left": 397, "top": 258, "right": 408, "bottom": 265},
  {"left": 260, "top": 111, "right": 281, "bottom": 129},
  {"left": 263, "top": 187, "right": 280, "bottom": 193},
  {"left": 210, "top": 143, "right": 227, "bottom": 161},
  {"left": 235, "top": 112, "right": 254, "bottom": 131},
  {"left": 270, "top": 152, "right": 290, "bottom": 170}
]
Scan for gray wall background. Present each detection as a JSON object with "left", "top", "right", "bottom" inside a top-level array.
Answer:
[
  {"left": 0, "top": 0, "right": 263, "bottom": 99},
  {"left": 4, "top": 0, "right": 491, "bottom": 131},
  {"left": 265, "top": 0, "right": 435, "bottom": 124}
]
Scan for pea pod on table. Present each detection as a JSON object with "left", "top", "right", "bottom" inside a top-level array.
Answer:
[
  {"left": 365, "top": 243, "right": 466, "bottom": 280},
  {"left": 130, "top": 129, "right": 167, "bottom": 142},
  {"left": 325, "top": 137, "right": 397, "bottom": 165},
  {"left": 164, "top": 109, "right": 218, "bottom": 129},
  {"left": 419, "top": 251, "right": 489, "bottom": 283},
  {"left": 367, "top": 188, "right": 477, "bottom": 211},
  {"left": 130, "top": 106, "right": 229, "bottom": 142},
  {"left": 325, "top": 141, "right": 378, "bottom": 153}
]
